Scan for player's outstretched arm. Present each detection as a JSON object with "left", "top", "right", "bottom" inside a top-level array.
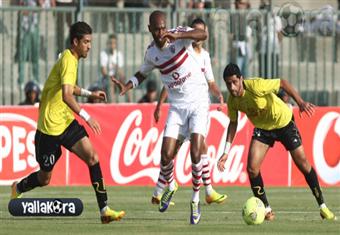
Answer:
[
  {"left": 280, "top": 79, "right": 315, "bottom": 117},
  {"left": 208, "top": 81, "right": 225, "bottom": 111},
  {"left": 117, "top": 68, "right": 132, "bottom": 102},
  {"left": 62, "top": 84, "right": 102, "bottom": 135},
  {"left": 154, "top": 86, "right": 168, "bottom": 123},
  {"left": 74, "top": 85, "right": 107, "bottom": 102},
  {"left": 112, "top": 72, "right": 146, "bottom": 96},
  {"left": 162, "top": 28, "right": 207, "bottom": 42},
  {"left": 217, "top": 120, "right": 238, "bottom": 172}
]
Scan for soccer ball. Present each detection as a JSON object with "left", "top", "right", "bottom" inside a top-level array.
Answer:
[
  {"left": 277, "top": 2, "right": 304, "bottom": 37},
  {"left": 242, "top": 197, "right": 265, "bottom": 225},
  {"left": 53, "top": 199, "right": 63, "bottom": 214}
]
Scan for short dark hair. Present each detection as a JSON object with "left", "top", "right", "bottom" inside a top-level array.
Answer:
[
  {"left": 109, "top": 34, "right": 117, "bottom": 40},
  {"left": 70, "top": 22, "right": 92, "bottom": 45},
  {"left": 191, "top": 18, "right": 206, "bottom": 28},
  {"left": 24, "top": 81, "right": 40, "bottom": 94},
  {"left": 223, "top": 63, "right": 242, "bottom": 79}
]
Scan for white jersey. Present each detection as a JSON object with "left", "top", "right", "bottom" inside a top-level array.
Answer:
[
  {"left": 100, "top": 49, "right": 124, "bottom": 77},
  {"left": 188, "top": 47, "right": 214, "bottom": 83},
  {"left": 139, "top": 26, "right": 209, "bottom": 108}
]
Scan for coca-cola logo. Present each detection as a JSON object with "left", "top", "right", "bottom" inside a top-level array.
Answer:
[
  {"left": 110, "top": 110, "right": 160, "bottom": 184},
  {"left": 109, "top": 109, "right": 249, "bottom": 185},
  {"left": 313, "top": 112, "right": 340, "bottom": 184},
  {"left": 0, "top": 113, "right": 38, "bottom": 184}
]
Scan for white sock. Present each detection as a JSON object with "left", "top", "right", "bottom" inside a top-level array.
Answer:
[
  {"left": 265, "top": 206, "right": 272, "bottom": 213},
  {"left": 153, "top": 173, "right": 166, "bottom": 197},
  {"left": 100, "top": 206, "right": 108, "bottom": 214},
  {"left": 160, "top": 161, "right": 174, "bottom": 191},
  {"left": 191, "top": 160, "right": 202, "bottom": 203},
  {"left": 169, "top": 180, "right": 176, "bottom": 191},
  {"left": 205, "top": 185, "right": 213, "bottom": 196},
  {"left": 192, "top": 191, "right": 200, "bottom": 203},
  {"left": 153, "top": 186, "right": 164, "bottom": 197},
  {"left": 320, "top": 203, "right": 327, "bottom": 209},
  {"left": 201, "top": 154, "right": 213, "bottom": 196}
]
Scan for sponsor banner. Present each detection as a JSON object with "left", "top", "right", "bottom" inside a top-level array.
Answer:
[
  {"left": 0, "top": 109, "right": 66, "bottom": 185},
  {"left": 66, "top": 105, "right": 288, "bottom": 186},
  {"left": 1, "top": 105, "right": 339, "bottom": 187},
  {"left": 8, "top": 198, "right": 83, "bottom": 216},
  {"left": 292, "top": 109, "right": 340, "bottom": 186}
]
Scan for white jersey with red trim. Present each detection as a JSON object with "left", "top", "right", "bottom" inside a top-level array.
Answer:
[
  {"left": 188, "top": 47, "right": 214, "bottom": 83},
  {"left": 139, "top": 26, "right": 209, "bottom": 108}
]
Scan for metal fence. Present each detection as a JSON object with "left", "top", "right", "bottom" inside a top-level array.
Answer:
[{"left": 1, "top": 6, "right": 339, "bottom": 105}]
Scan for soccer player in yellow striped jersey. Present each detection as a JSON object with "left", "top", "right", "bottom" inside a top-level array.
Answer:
[
  {"left": 11, "top": 22, "right": 125, "bottom": 223},
  {"left": 217, "top": 63, "right": 337, "bottom": 221}
]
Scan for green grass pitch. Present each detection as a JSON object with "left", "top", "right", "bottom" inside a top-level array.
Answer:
[{"left": 1, "top": 186, "right": 339, "bottom": 235}]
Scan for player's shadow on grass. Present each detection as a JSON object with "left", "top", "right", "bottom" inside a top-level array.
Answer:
[
  {"left": 6, "top": 216, "right": 181, "bottom": 222},
  {"left": 127, "top": 217, "right": 181, "bottom": 221}
]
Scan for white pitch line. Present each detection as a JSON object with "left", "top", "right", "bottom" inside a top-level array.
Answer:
[{"left": 141, "top": 210, "right": 340, "bottom": 214}]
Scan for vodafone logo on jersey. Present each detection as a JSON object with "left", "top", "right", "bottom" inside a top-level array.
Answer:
[
  {"left": 313, "top": 112, "right": 340, "bottom": 185},
  {"left": 0, "top": 113, "right": 39, "bottom": 184},
  {"left": 171, "top": 72, "right": 180, "bottom": 80}
]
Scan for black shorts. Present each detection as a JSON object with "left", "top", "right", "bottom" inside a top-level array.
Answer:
[
  {"left": 34, "top": 120, "right": 88, "bottom": 172},
  {"left": 252, "top": 120, "right": 302, "bottom": 151}
]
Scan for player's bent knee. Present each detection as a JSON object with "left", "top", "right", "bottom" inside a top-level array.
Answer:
[
  {"left": 297, "top": 159, "right": 311, "bottom": 174},
  {"left": 86, "top": 152, "right": 99, "bottom": 166},
  {"left": 190, "top": 150, "right": 201, "bottom": 164},
  {"left": 37, "top": 171, "right": 51, "bottom": 186},
  {"left": 38, "top": 177, "right": 51, "bottom": 186},
  {"left": 190, "top": 148, "right": 200, "bottom": 159},
  {"left": 160, "top": 150, "right": 174, "bottom": 163},
  {"left": 247, "top": 167, "right": 260, "bottom": 178},
  {"left": 40, "top": 179, "right": 50, "bottom": 186}
]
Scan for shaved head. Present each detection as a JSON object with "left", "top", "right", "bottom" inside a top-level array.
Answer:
[
  {"left": 149, "top": 10, "right": 166, "bottom": 25},
  {"left": 148, "top": 10, "right": 167, "bottom": 48}
]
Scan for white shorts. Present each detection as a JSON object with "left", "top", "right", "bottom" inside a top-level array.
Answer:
[
  {"left": 163, "top": 103, "right": 209, "bottom": 140},
  {"left": 180, "top": 117, "right": 211, "bottom": 142}
]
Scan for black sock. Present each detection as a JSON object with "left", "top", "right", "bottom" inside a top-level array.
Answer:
[
  {"left": 89, "top": 162, "right": 108, "bottom": 211},
  {"left": 17, "top": 171, "right": 42, "bottom": 193},
  {"left": 304, "top": 167, "right": 324, "bottom": 206},
  {"left": 249, "top": 172, "right": 269, "bottom": 207}
]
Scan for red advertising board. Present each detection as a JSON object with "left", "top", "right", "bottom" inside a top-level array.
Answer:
[{"left": 0, "top": 105, "right": 339, "bottom": 187}]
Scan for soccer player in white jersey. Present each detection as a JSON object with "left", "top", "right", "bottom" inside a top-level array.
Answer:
[
  {"left": 113, "top": 11, "right": 218, "bottom": 224},
  {"left": 152, "top": 18, "right": 227, "bottom": 207}
]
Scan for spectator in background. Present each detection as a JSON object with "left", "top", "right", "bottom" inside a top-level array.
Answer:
[
  {"left": 187, "top": 0, "right": 217, "bottom": 59},
  {"left": 100, "top": 34, "right": 131, "bottom": 103},
  {"left": 297, "top": 13, "right": 317, "bottom": 63},
  {"left": 149, "top": 0, "right": 173, "bottom": 9},
  {"left": 55, "top": 0, "right": 74, "bottom": 55},
  {"left": 19, "top": 80, "right": 40, "bottom": 105},
  {"left": 124, "top": 0, "right": 149, "bottom": 33},
  {"left": 337, "top": 0, "right": 340, "bottom": 62},
  {"left": 187, "top": 0, "right": 205, "bottom": 26},
  {"left": 88, "top": 0, "right": 115, "bottom": 33},
  {"left": 16, "top": 0, "right": 42, "bottom": 87},
  {"left": 0, "top": 0, "right": 8, "bottom": 35},
  {"left": 229, "top": 0, "right": 252, "bottom": 77},
  {"left": 258, "top": 1, "right": 282, "bottom": 78},
  {"left": 138, "top": 80, "right": 158, "bottom": 103}
]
